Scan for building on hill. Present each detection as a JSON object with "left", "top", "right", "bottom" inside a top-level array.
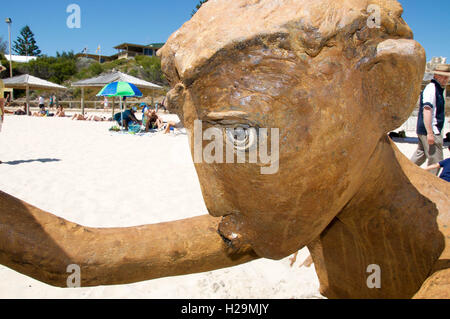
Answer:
[
  {"left": 113, "top": 43, "right": 165, "bottom": 60},
  {"left": 75, "top": 43, "right": 165, "bottom": 63},
  {"left": 74, "top": 53, "right": 117, "bottom": 63},
  {"left": 5, "top": 55, "right": 37, "bottom": 63}
]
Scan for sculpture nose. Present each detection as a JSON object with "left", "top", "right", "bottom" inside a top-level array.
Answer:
[
  {"left": 376, "top": 39, "right": 424, "bottom": 63},
  {"left": 358, "top": 39, "right": 425, "bottom": 72}
]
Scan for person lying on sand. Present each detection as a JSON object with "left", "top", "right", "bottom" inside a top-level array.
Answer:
[
  {"left": 87, "top": 115, "right": 107, "bottom": 122},
  {"left": 14, "top": 105, "right": 29, "bottom": 116},
  {"left": 72, "top": 113, "right": 109, "bottom": 122},
  {"left": 164, "top": 121, "right": 183, "bottom": 134},
  {"left": 71, "top": 114, "right": 87, "bottom": 121},
  {"left": 33, "top": 105, "right": 49, "bottom": 117}
]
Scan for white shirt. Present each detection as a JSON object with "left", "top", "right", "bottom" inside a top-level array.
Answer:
[
  {"left": 422, "top": 82, "right": 440, "bottom": 135},
  {"left": 39, "top": 96, "right": 45, "bottom": 105}
]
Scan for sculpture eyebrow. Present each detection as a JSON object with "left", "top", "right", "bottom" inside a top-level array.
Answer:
[{"left": 205, "top": 111, "right": 249, "bottom": 121}]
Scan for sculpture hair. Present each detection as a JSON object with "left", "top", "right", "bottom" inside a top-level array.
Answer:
[{"left": 159, "top": 0, "right": 412, "bottom": 86}]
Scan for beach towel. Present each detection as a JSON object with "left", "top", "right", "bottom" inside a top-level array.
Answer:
[{"left": 128, "top": 123, "right": 142, "bottom": 133}]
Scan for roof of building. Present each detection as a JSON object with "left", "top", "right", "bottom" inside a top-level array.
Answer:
[
  {"left": 148, "top": 43, "right": 165, "bottom": 49},
  {"left": 114, "top": 42, "right": 165, "bottom": 50},
  {"left": 4, "top": 55, "right": 38, "bottom": 63},
  {"left": 71, "top": 71, "right": 163, "bottom": 90},
  {"left": 2, "top": 74, "right": 67, "bottom": 90}
]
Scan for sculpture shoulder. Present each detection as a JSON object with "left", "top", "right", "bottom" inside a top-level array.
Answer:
[
  {"left": 414, "top": 262, "right": 450, "bottom": 299},
  {"left": 391, "top": 140, "right": 450, "bottom": 258}
]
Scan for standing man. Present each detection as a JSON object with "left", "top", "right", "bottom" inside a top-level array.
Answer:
[
  {"left": 0, "top": 62, "right": 7, "bottom": 164},
  {"left": 411, "top": 64, "right": 450, "bottom": 175},
  {"left": 49, "top": 94, "right": 54, "bottom": 109},
  {"left": 38, "top": 95, "right": 45, "bottom": 109}
]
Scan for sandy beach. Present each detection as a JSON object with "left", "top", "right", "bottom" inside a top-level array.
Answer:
[{"left": 0, "top": 113, "right": 448, "bottom": 299}]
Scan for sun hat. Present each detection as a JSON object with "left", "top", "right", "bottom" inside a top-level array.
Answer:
[{"left": 432, "top": 64, "right": 450, "bottom": 77}]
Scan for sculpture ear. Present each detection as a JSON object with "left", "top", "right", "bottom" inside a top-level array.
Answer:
[
  {"left": 166, "top": 83, "right": 186, "bottom": 126},
  {"left": 359, "top": 39, "right": 425, "bottom": 132}
]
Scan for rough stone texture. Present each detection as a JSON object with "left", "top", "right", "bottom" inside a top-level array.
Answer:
[
  {"left": 0, "top": 0, "right": 448, "bottom": 298},
  {"left": 159, "top": 0, "right": 449, "bottom": 298}
]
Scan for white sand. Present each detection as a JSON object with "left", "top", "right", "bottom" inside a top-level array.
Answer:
[{"left": 0, "top": 114, "right": 448, "bottom": 299}]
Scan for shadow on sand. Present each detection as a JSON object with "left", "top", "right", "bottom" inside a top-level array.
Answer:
[{"left": 1, "top": 158, "right": 61, "bottom": 166}]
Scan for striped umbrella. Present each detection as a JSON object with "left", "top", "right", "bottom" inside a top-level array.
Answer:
[
  {"left": 97, "top": 81, "right": 143, "bottom": 98},
  {"left": 97, "top": 82, "right": 143, "bottom": 130}
]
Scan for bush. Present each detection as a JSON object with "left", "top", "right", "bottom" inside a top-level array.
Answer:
[{"left": 16, "top": 51, "right": 76, "bottom": 84}]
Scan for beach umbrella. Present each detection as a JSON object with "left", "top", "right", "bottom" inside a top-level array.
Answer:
[
  {"left": 97, "top": 81, "right": 143, "bottom": 98},
  {"left": 97, "top": 81, "right": 143, "bottom": 130}
]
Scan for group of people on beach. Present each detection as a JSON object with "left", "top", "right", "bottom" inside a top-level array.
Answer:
[{"left": 112, "top": 103, "right": 179, "bottom": 134}]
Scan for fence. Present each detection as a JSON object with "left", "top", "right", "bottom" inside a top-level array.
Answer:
[{"left": 20, "top": 99, "right": 154, "bottom": 109}]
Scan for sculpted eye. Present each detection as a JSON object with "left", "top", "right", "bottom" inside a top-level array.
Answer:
[{"left": 224, "top": 126, "right": 258, "bottom": 152}]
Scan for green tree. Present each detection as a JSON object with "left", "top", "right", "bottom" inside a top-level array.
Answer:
[
  {"left": 192, "top": 0, "right": 208, "bottom": 16},
  {"left": 0, "top": 36, "right": 7, "bottom": 55},
  {"left": 135, "top": 55, "right": 166, "bottom": 85},
  {"left": 18, "top": 51, "right": 76, "bottom": 84},
  {"left": 13, "top": 26, "right": 41, "bottom": 56}
]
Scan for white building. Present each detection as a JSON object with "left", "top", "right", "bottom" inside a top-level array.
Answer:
[{"left": 4, "top": 55, "right": 38, "bottom": 63}]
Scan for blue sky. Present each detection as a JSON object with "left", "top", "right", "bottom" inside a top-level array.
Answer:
[{"left": 0, "top": 0, "right": 449, "bottom": 60}]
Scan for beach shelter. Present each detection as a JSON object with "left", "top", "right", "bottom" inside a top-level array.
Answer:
[
  {"left": 97, "top": 81, "right": 143, "bottom": 131},
  {"left": 72, "top": 71, "right": 163, "bottom": 116},
  {"left": 2, "top": 74, "right": 67, "bottom": 115}
]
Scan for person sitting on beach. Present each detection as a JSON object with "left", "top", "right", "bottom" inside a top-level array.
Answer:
[
  {"left": 55, "top": 106, "right": 65, "bottom": 117},
  {"left": 424, "top": 146, "right": 450, "bottom": 182},
  {"left": 143, "top": 109, "right": 164, "bottom": 132},
  {"left": 113, "top": 107, "right": 141, "bottom": 130}
]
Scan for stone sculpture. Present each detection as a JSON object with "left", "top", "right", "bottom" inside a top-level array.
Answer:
[{"left": 0, "top": 0, "right": 448, "bottom": 298}]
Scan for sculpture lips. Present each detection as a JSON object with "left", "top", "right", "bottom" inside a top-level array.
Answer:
[{"left": 217, "top": 214, "right": 249, "bottom": 253}]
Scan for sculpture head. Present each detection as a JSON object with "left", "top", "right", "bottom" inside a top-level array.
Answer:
[{"left": 158, "top": 0, "right": 426, "bottom": 259}]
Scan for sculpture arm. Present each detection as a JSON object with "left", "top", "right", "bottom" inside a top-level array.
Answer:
[{"left": 0, "top": 191, "right": 258, "bottom": 288}]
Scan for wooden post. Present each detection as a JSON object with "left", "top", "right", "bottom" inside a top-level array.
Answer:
[
  {"left": 112, "top": 97, "right": 115, "bottom": 119},
  {"left": 81, "top": 88, "right": 85, "bottom": 115},
  {"left": 26, "top": 85, "right": 30, "bottom": 116}
]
